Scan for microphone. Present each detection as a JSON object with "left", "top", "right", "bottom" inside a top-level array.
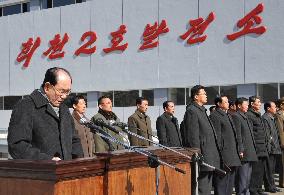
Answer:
[
  {"left": 93, "top": 118, "right": 120, "bottom": 134},
  {"left": 79, "top": 117, "right": 186, "bottom": 174},
  {"left": 112, "top": 121, "right": 128, "bottom": 129},
  {"left": 79, "top": 117, "right": 104, "bottom": 133},
  {"left": 113, "top": 122, "right": 159, "bottom": 140}
]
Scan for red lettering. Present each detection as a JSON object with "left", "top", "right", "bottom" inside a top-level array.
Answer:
[
  {"left": 139, "top": 19, "right": 169, "bottom": 50},
  {"left": 227, "top": 3, "right": 267, "bottom": 41},
  {"left": 16, "top": 37, "right": 41, "bottom": 68},
  {"left": 180, "top": 12, "right": 215, "bottom": 45},
  {"left": 43, "top": 33, "right": 69, "bottom": 59}
]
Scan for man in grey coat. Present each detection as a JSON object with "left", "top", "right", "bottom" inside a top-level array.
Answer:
[
  {"left": 183, "top": 85, "right": 221, "bottom": 195},
  {"left": 210, "top": 95, "right": 241, "bottom": 195},
  {"left": 156, "top": 101, "right": 182, "bottom": 147},
  {"left": 232, "top": 97, "right": 258, "bottom": 195},
  {"left": 8, "top": 67, "right": 83, "bottom": 161}
]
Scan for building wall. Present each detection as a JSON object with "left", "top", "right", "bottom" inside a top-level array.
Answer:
[{"left": 0, "top": 0, "right": 283, "bottom": 96}]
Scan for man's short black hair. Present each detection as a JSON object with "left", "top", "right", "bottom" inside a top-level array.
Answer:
[
  {"left": 98, "top": 95, "right": 111, "bottom": 105},
  {"left": 235, "top": 97, "right": 248, "bottom": 106},
  {"left": 41, "top": 67, "right": 72, "bottom": 88},
  {"left": 249, "top": 96, "right": 261, "bottom": 107},
  {"left": 190, "top": 85, "right": 205, "bottom": 100},
  {"left": 264, "top": 101, "right": 274, "bottom": 112},
  {"left": 163, "top": 100, "right": 174, "bottom": 110},
  {"left": 136, "top": 97, "right": 148, "bottom": 105},
  {"left": 229, "top": 100, "right": 235, "bottom": 107},
  {"left": 214, "top": 95, "right": 227, "bottom": 107},
  {"left": 72, "top": 95, "right": 86, "bottom": 106},
  {"left": 209, "top": 105, "right": 216, "bottom": 113}
]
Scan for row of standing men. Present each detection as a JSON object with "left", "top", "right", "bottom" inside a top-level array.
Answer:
[
  {"left": 71, "top": 85, "right": 284, "bottom": 195},
  {"left": 6, "top": 68, "right": 284, "bottom": 195}
]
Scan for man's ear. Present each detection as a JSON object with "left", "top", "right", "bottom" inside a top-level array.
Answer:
[{"left": 43, "top": 82, "right": 50, "bottom": 93}]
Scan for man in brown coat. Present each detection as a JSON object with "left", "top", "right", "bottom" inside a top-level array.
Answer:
[
  {"left": 275, "top": 97, "right": 284, "bottom": 188},
  {"left": 128, "top": 97, "right": 153, "bottom": 146},
  {"left": 72, "top": 95, "right": 94, "bottom": 157}
]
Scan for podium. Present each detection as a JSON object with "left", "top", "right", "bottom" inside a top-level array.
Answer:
[{"left": 0, "top": 147, "right": 197, "bottom": 195}]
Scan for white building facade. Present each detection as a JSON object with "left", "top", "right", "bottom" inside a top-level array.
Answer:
[{"left": 0, "top": 0, "right": 284, "bottom": 157}]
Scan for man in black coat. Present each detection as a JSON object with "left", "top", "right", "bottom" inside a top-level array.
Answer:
[
  {"left": 156, "top": 101, "right": 182, "bottom": 147},
  {"left": 232, "top": 97, "right": 258, "bottom": 195},
  {"left": 246, "top": 96, "right": 270, "bottom": 195},
  {"left": 183, "top": 85, "right": 221, "bottom": 195},
  {"left": 210, "top": 95, "right": 241, "bottom": 195},
  {"left": 8, "top": 67, "right": 83, "bottom": 161},
  {"left": 262, "top": 101, "right": 282, "bottom": 192}
]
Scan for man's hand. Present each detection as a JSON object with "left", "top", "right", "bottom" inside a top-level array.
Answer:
[
  {"left": 52, "top": 157, "right": 61, "bottom": 161},
  {"left": 239, "top": 152, "right": 244, "bottom": 159}
]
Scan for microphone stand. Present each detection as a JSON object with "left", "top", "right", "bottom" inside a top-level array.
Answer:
[
  {"left": 81, "top": 120, "right": 186, "bottom": 174},
  {"left": 116, "top": 124, "right": 227, "bottom": 176}
]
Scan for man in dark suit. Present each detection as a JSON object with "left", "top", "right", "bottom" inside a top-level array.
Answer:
[
  {"left": 262, "top": 101, "right": 282, "bottom": 192},
  {"left": 232, "top": 97, "right": 258, "bottom": 195},
  {"left": 156, "top": 101, "right": 182, "bottom": 147},
  {"left": 210, "top": 95, "right": 241, "bottom": 195},
  {"left": 183, "top": 85, "right": 221, "bottom": 195},
  {"left": 246, "top": 96, "right": 270, "bottom": 195},
  {"left": 8, "top": 67, "right": 83, "bottom": 161}
]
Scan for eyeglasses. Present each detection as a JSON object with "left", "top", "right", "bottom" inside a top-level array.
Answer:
[
  {"left": 51, "top": 85, "right": 71, "bottom": 96},
  {"left": 197, "top": 93, "right": 207, "bottom": 96}
]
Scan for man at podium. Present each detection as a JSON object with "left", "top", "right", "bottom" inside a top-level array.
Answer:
[{"left": 7, "top": 67, "right": 83, "bottom": 161}]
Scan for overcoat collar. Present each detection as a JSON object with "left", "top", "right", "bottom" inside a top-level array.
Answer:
[
  {"left": 192, "top": 101, "right": 206, "bottom": 112},
  {"left": 30, "top": 89, "right": 59, "bottom": 120}
]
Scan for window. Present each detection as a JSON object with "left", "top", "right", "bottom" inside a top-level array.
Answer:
[
  {"left": 142, "top": 90, "right": 154, "bottom": 106},
  {"left": 220, "top": 85, "right": 237, "bottom": 102},
  {"left": 0, "top": 97, "right": 3, "bottom": 110},
  {"left": 4, "top": 96, "right": 22, "bottom": 110},
  {"left": 3, "top": 4, "right": 21, "bottom": 16},
  {"left": 0, "top": 8, "right": 2, "bottom": 17},
  {"left": 22, "top": 3, "right": 30, "bottom": 13},
  {"left": 205, "top": 86, "right": 219, "bottom": 105},
  {"left": 53, "top": 0, "right": 75, "bottom": 8},
  {"left": 168, "top": 88, "right": 185, "bottom": 105},
  {"left": 258, "top": 83, "right": 278, "bottom": 102},
  {"left": 113, "top": 90, "right": 139, "bottom": 107},
  {"left": 279, "top": 83, "right": 284, "bottom": 99}
]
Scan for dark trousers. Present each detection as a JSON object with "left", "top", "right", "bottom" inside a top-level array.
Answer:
[
  {"left": 214, "top": 167, "right": 236, "bottom": 195},
  {"left": 264, "top": 154, "right": 277, "bottom": 190},
  {"left": 250, "top": 157, "right": 267, "bottom": 194},
  {"left": 198, "top": 171, "right": 213, "bottom": 195},
  {"left": 280, "top": 151, "right": 284, "bottom": 187},
  {"left": 235, "top": 162, "right": 252, "bottom": 195}
]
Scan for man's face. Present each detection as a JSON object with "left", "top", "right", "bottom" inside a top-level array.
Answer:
[
  {"left": 165, "top": 102, "right": 175, "bottom": 115},
  {"left": 267, "top": 102, "right": 277, "bottom": 115},
  {"left": 238, "top": 101, "right": 249, "bottom": 113},
  {"left": 73, "top": 99, "right": 86, "bottom": 115},
  {"left": 99, "top": 98, "right": 112, "bottom": 112},
  {"left": 137, "top": 100, "right": 148, "bottom": 113},
  {"left": 44, "top": 71, "right": 72, "bottom": 107},
  {"left": 218, "top": 96, "right": 229, "bottom": 111},
  {"left": 195, "top": 89, "right": 207, "bottom": 105},
  {"left": 279, "top": 102, "right": 284, "bottom": 111},
  {"left": 251, "top": 98, "right": 261, "bottom": 112}
]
